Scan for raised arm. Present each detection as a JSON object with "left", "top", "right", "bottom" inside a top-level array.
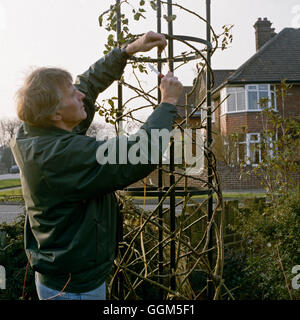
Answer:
[
  {"left": 43, "top": 72, "right": 183, "bottom": 201},
  {"left": 72, "top": 48, "right": 130, "bottom": 135},
  {"left": 72, "top": 31, "right": 167, "bottom": 135}
]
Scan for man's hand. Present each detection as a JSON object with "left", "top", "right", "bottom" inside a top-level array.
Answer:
[
  {"left": 160, "top": 72, "right": 183, "bottom": 106},
  {"left": 126, "top": 31, "right": 167, "bottom": 55}
]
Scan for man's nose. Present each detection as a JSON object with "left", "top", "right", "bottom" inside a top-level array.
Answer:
[{"left": 78, "top": 90, "right": 85, "bottom": 100}]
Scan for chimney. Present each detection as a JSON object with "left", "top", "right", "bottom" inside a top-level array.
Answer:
[{"left": 254, "top": 17, "right": 276, "bottom": 51}]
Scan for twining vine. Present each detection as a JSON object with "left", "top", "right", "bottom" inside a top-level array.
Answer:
[{"left": 97, "top": 0, "right": 234, "bottom": 300}]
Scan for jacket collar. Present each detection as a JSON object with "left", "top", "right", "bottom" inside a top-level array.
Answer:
[{"left": 22, "top": 122, "right": 72, "bottom": 137}]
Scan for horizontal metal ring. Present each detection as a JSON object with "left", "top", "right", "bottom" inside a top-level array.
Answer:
[
  {"left": 121, "top": 187, "right": 212, "bottom": 197},
  {"left": 127, "top": 33, "right": 211, "bottom": 63},
  {"left": 129, "top": 54, "right": 203, "bottom": 63},
  {"left": 165, "top": 34, "right": 212, "bottom": 48}
]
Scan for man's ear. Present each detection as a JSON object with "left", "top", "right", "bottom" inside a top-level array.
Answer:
[{"left": 49, "top": 112, "right": 62, "bottom": 122}]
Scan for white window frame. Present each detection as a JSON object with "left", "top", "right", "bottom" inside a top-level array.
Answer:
[
  {"left": 246, "top": 84, "right": 277, "bottom": 112},
  {"left": 221, "top": 84, "right": 277, "bottom": 115},
  {"left": 246, "top": 133, "right": 261, "bottom": 166},
  {"left": 231, "top": 133, "right": 261, "bottom": 166},
  {"left": 226, "top": 87, "right": 246, "bottom": 113},
  {"left": 236, "top": 135, "right": 247, "bottom": 164},
  {"left": 260, "top": 131, "right": 278, "bottom": 160},
  {"left": 225, "top": 132, "right": 276, "bottom": 166}
]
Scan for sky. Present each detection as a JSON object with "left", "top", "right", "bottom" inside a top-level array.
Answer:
[{"left": 0, "top": 0, "right": 299, "bottom": 121}]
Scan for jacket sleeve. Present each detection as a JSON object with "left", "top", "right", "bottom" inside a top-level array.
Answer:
[
  {"left": 72, "top": 47, "right": 130, "bottom": 135},
  {"left": 43, "top": 103, "right": 177, "bottom": 202}
]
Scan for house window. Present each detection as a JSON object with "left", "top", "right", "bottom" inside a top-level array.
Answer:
[
  {"left": 261, "top": 131, "right": 277, "bottom": 161},
  {"left": 224, "top": 133, "right": 246, "bottom": 165},
  {"left": 227, "top": 87, "right": 246, "bottom": 112},
  {"left": 247, "top": 133, "right": 261, "bottom": 164},
  {"left": 226, "top": 133, "right": 265, "bottom": 165},
  {"left": 225, "top": 132, "right": 276, "bottom": 166},
  {"left": 246, "top": 84, "right": 276, "bottom": 110},
  {"left": 237, "top": 133, "right": 247, "bottom": 163},
  {"left": 221, "top": 84, "right": 276, "bottom": 114}
]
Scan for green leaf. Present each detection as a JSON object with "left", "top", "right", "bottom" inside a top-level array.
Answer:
[
  {"left": 108, "top": 99, "right": 114, "bottom": 108},
  {"left": 140, "top": 0, "right": 145, "bottom": 5},
  {"left": 150, "top": 1, "right": 157, "bottom": 11},
  {"left": 138, "top": 64, "right": 145, "bottom": 73},
  {"left": 163, "top": 14, "right": 177, "bottom": 22},
  {"left": 134, "top": 13, "right": 141, "bottom": 21},
  {"left": 98, "top": 15, "right": 103, "bottom": 27}
]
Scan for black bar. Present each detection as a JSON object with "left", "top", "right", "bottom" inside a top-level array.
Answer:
[
  {"left": 116, "top": 0, "right": 123, "bottom": 129},
  {"left": 167, "top": 0, "right": 176, "bottom": 292},
  {"left": 156, "top": 0, "right": 164, "bottom": 299},
  {"left": 116, "top": 0, "right": 124, "bottom": 300},
  {"left": 206, "top": 0, "right": 214, "bottom": 300}
]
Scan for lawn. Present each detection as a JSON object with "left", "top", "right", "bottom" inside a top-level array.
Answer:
[
  {"left": 0, "top": 188, "right": 23, "bottom": 203},
  {"left": 0, "top": 179, "right": 21, "bottom": 189},
  {"left": 0, "top": 188, "right": 22, "bottom": 196},
  {"left": 0, "top": 185, "right": 266, "bottom": 202}
]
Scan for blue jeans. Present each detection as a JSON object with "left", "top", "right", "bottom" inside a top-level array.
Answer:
[{"left": 35, "top": 273, "right": 106, "bottom": 300}]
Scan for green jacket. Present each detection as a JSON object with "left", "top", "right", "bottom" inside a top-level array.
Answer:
[{"left": 10, "top": 47, "right": 177, "bottom": 293}]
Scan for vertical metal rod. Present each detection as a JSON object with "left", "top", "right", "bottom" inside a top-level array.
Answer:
[
  {"left": 116, "top": 0, "right": 123, "bottom": 134},
  {"left": 116, "top": 0, "right": 124, "bottom": 300},
  {"left": 156, "top": 0, "right": 164, "bottom": 298},
  {"left": 206, "top": 0, "right": 214, "bottom": 300},
  {"left": 167, "top": 0, "right": 176, "bottom": 292}
]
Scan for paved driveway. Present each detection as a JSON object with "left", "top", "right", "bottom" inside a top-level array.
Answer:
[
  {"left": 0, "top": 174, "right": 22, "bottom": 223},
  {"left": 0, "top": 174, "right": 20, "bottom": 180},
  {"left": 0, "top": 204, "right": 24, "bottom": 224}
]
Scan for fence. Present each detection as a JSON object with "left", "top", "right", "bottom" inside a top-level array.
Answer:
[
  {"left": 164, "top": 197, "right": 266, "bottom": 253},
  {"left": 0, "top": 196, "right": 266, "bottom": 300}
]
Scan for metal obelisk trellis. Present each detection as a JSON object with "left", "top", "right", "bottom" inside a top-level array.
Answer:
[
  {"left": 205, "top": 0, "right": 214, "bottom": 299},
  {"left": 115, "top": 0, "right": 214, "bottom": 299}
]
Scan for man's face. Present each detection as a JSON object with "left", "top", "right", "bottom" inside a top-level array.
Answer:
[{"left": 57, "top": 82, "right": 87, "bottom": 128}]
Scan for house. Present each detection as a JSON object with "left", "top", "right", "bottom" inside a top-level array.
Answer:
[
  {"left": 129, "top": 18, "right": 300, "bottom": 191},
  {"left": 176, "top": 17, "right": 300, "bottom": 191}
]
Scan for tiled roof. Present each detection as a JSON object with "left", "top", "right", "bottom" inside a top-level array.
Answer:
[
  {"left": 227, "top": 28, "right": 300, "bottom": 83},
  {"left": 212, "top": 70, "right": 236, "bottom": 91},
  {"left": 176, "top": 27, "right": 300, "bottom": 119}
]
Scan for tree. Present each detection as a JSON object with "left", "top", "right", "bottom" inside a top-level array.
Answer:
[
  {"left": 0, "top": 118, "right": 21, "bottom": 171},
  {"left": 241, "top": 80, "right": 300, "bottom": 201},
  {"left": 86, "top": 121, "right": 115, "bottom": 139},
  {"left": 0, "top": 118, "right": 21, "bottom": 148}
]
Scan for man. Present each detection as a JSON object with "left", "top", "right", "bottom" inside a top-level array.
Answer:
[{"left": 11, "top": 31, "right": 183, "bottom": 300}]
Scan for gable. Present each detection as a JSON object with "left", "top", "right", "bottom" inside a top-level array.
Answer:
[{"left": 228, "top": 28, "right": 300, "bottom": 83}]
